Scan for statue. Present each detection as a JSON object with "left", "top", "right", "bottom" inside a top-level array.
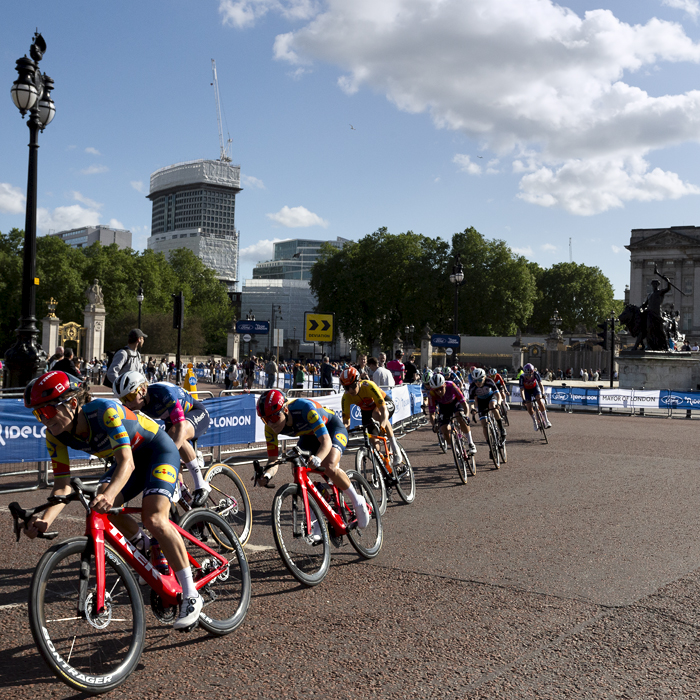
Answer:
[{"left": 85, "top": 279, "right": 104, "bottom": 306}]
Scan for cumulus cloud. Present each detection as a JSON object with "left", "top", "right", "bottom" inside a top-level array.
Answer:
[
  {"left": 541, "top": 243, "right": 558, "bottom": 252},
  {"left": 612, "top": 244, "right": 622, "bottom": 253},
  {"left": 81, "top": 164, "right": 109, "bottom": 175},
  {"left": 130, "top": 181, "right": 144, "bottom": 193},
  {"left": 266, "top": 205, "right": 329, "bottom": 227},
  {"left": 239, "top": 237, "right": 292, "bottom": 261},
  {"left": 259, "top": 0, "right": 700, "bottom": 215},
  {"left": 453, "top": 154, "right": 481, "bottom": 175},
  {"left": 0, "top": 183, "right": 26, "bottom": 214},
  {"left": 663, "top": 0, "right": 700, "bottom": 20},
  {"left": 511, "top": 246, "right": 534, "bottom": 257},
  {"left": 85, "top": 147, "right": 102, "bottom": 156},
  {"left": 38, "top": 205, "right": 100, "bottom": 234},
  {"left": 242, "top": 174, "right": 266, "bottom": 189},
  {"left": 71, "top": 191, "right": 102, "bottom": 210},
  {"left": 107, "top": 218, "right": 125, "bottom": 229}
]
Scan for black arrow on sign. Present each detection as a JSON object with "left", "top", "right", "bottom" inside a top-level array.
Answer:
[
  {"left": 309, "top": 320, "right": 319, "bottom": 331},
  {"left": 322, "top": 320, "right": 331, "bottom": 331}
]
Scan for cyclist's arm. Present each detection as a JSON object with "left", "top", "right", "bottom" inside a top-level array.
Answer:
[
  {"left": 24, "top": 481, "right": 73, "bottom": 538},
  {"left": 167, "top": 405, "right": 190, "bottom": 448},
  {"left": 91, "top": 447, "right": 136, "bottom": 513},
  {"left": 341, "top": 394, "right": 351, "bottom": 427}
]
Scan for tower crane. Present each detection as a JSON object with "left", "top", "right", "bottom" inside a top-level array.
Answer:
[{"left": 211, "top": 59, "right": 232, "bottom": 162}]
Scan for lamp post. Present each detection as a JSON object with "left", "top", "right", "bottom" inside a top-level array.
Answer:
[
  {"left": 404, "top": 324, "right": 415, "bottom": 353},
  {"left": 136, "top": 280, "right": 144, "bottom": 330},
  {"left": 246, "top": 310, "right": 255, "bottom": 358},
  {"left": 449, "top": 254, "right": 465, "bottom": 335},
  {"left": 4, "top": 32, "right": 56, "bottom": 389}
]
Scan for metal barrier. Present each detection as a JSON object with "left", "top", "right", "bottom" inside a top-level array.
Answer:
[{"left": 285, "top": 388, "right": 337, "bottom": 398}]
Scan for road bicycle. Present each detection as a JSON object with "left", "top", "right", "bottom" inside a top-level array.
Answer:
[
  {"left": 437, "top": 427, "right": 448, "bottom": 454},
  {"left": 448, "top": 413, "right": 476, "bottom": 484},
  {"left": 499, "top": 395, "right": 510, "bottom": 427},
  {"left": 533, "top": 401, "right": 549, "bottom": 444},
  {"left": 477, "top": 408, "right": 507, "bottom": 469},
  {"left": 352, "top": 422, "right": 416, "bottom": 512},
  {"left": 258, "top": 445, "right": 383, "bottom": 587},
  {"left": 10, "top": 477, "right": 251, "bottom": 694}
]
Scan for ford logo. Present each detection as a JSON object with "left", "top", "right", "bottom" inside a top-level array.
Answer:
[{"left": 350, "top": 405, "right": 362, "bottom": 420}]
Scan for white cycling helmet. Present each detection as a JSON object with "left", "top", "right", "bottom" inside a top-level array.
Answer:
[
  {"left": 471, "top": 368, "right": 486, "bottom": 382},
  {"left": 429, "top": 373, "right": 446, "bottom": 389},
  {"left": 113, "top": 371, "right": 148, "bottom": 399}
]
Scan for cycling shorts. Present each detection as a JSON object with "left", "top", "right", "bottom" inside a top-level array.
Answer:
[
  {"left": 297, "top": 414, "right": 349, "bottom": 458},
  {"left": 437, "top": 402, "right": 467, "bottom": 427},
  {"left": 474, "top": 395, "right": 497, "bottom": 421},
  {"left": 164, "top": 400, "right": 210, "bottom": 440},
  {"left": 360, "top": 398, "right": 395, "bottom": 431},
  {"left": 99, "top": 429, "right": 181, "bottom": 502},
  {"left": 522, "top": 387, "right": 542, "bottom": 402}
]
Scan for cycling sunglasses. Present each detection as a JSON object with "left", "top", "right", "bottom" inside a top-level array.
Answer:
[
  {"left": 261, "top": 410, "right": 284, "bottom": 425},
  {"left": 343, "top": 381, "right": 359, "bottom": 391},
  {"left": 32, "top": 396, "right": 73, "bottom": 422}
]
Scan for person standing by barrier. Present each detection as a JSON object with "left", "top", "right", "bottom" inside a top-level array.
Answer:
[
  {"left": 105, "top": 329, "right": 147, "bottom": 389},
  {"left": 387, "top": 350, "right": 405, "bottom": 386},
  {"left": 368, "top": 357, "right": 394, "bottom": 390},
  {"left": 320, "top": 356, "right": 333, "bottom": 389},
  {"left": 265, "top": 357, "right": 278, "bottom": 389}
]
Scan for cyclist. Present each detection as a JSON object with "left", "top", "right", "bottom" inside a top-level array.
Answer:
[
  {"left": 339, "top": 366, "right": 403, "bottom": 469},
  {"left": 520, "top": 363, "right": 552, "bottom": 430},
  {"left": 113, "top": 372, "right": 212, "bottom": 507},
  {"left": 23, "top": 371, "right": 203, "bottom": 631},
  {"left": 255, "top": 389, "right": 370, "bottom": 528},
  {"left": 468, "top": 368, "right": 507, "bottom": 448},
  {"left": 444, "top": 365, "right": 464, "bottom": 389},
  {"left": 488, "top": 367, "right": 510, "bottom": 408},
  {"left": 427, "top": 373, "right": 477, "bottom": 455}
]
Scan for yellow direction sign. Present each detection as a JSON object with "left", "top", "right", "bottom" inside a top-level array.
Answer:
[{"left": 304, "top": 312, "right": 334, "bottom": 342}]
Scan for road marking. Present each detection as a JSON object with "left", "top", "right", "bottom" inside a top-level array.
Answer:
[
  {"left": 0, "top": 603, "right": 26, "bottom": 611},
  {"left": 244, "top": 544, "right": 274, "bottom": 552}
]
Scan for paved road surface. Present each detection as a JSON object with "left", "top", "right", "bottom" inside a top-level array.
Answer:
[{"left": 1, "top": 408, "right": 700, "bottom": 698}]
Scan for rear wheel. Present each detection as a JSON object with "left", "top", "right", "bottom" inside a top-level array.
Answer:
[
  {"left": 272, "top": 483, "right": 330, "bottom": 586},
  {"left": 355, "top": 447, "right": 387, "bottom": 516},
  {"left": 342, "top": 470, "right": 383, "bottom": 558},
  {"left": 204, "top": 463, "right": 252, "bottom": 547},
  {"left": 177, "top": 509, "right": 251, "bottom": 636},
  {"left": 28, "top": 538, "right": 145, "bottom": 694},
  {"left": 395, "top": 445, "right": 416, "bottom": 504},
  {"left": 451, "top": 425, "right": 469, "bottom": 484}
]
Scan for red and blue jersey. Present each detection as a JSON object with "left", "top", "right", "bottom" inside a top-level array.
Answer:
[
  {"left": 142, "top": 382, "right": 195, "bottom": 425},
  {"left": 519, "top": 371, "right": 542, "bottom": 392},
  {"left": 428, "top": 381, "right": 466, "bottom": 415},
  {"left": 265, "top": 398, "right": 338, "bottom": 459}
]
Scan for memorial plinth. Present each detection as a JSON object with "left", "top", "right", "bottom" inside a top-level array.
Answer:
[{"left": 618, "top": 350, "right": 700, "bottom": 390}]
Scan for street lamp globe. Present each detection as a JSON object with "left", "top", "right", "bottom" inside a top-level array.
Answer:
[
  {"left": 10, "top": 56, "right": 39, "bottom": 113},
  {"left": 37, "top": 75, "right": 55, "bottom": 128},
  {"left": 136, "top": 283, "right": 145, "bottom": 305}
]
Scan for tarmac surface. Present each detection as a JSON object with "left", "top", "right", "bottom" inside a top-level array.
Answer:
[{"left": 2, "top": 405, "right": 700, "bottom": 699}]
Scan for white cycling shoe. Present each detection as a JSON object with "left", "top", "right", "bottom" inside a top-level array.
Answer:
[
  {"left": 545, "top": 421, "right": 553, "bottom": 429},
  {"left": 467, "top": 443, "right": 477, "bottom": 455},
  {"left": 354, "top": 497, "right": 370, "bottom": 529},
  {"left": 173, "top": 594, "right": 203, "bottom": 631}
]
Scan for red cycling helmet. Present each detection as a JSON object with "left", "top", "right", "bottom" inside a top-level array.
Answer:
[
  {"left": 256, "top": 389, "right": 285, "bottom": 421},
  {"left": 339, "top": 366, "right": 359, "bottom": 386},
  {"left": 24, "top": 371, "right": 84, "bottom": 409}
]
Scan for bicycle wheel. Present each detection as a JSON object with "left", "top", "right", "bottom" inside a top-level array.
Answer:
[
  {"left": 342, "top": 470, "right": 383, "bottom": 558},
  {"left": 539, "top": 411, "right": 549, "bottom": 444},
  {"left": 204, "top": 463, "right": 253, "bottom": 547},
  {"left": 487, "top": 421, "right": 500, "bottom": 469},
  {"left": 437, "top": 430, "right": 447, "bottom": 453},
  {"left": 395, "top": 445, "right": 416, "bottom": 504},
  {"left": 272, "top": 483, "right": 331, "bottom": 586},
  {"left": 28, "top": 538, "right": 145, "bottom": 694},
  {"left": 451, "top": 425, "right": 469, "bottom": 484},
  {"left": 177, "top": 509, "right": 251, "bottom": 636},
  {"left": 501, "top": 404, "right": 510, "bottom": 427},
  {"left": 498, "top": 438, "right": 508, "bottom": 464},
  {"left": 355, "top": 447, "right": 387, "bottom": 516},
  {"left": 466, "top": 451, "right": 477, "bottom": 477}
]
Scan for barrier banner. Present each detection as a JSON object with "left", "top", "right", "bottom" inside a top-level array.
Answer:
[
  {"left": 390, "top": 386, "right": 411, "bottom": 423},
  {"left": 0, "top": 398, "right": 50, "bottom": 463},
  {"left": 408, "top": 384, "right": 423, "bottom": 415},
  {"left": 197, "top": 394, "right": 257, "bottom": 448},
  {"left": 659, "top": 390, "right": 700, "bottom": 410}
]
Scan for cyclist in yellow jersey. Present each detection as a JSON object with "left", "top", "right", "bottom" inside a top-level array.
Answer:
[{"left": 340, "top": 367, "right": 404, "bottom": 468}]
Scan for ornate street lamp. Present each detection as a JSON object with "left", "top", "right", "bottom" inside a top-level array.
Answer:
[
  {"left": 4, "top": 32, "right": 57, "bottom": 389},
  {"left": 449, "top": 254, "right": 465, "bottom": 335},
  {"left": 136, "top": 281, "right": 144, "bottom": 330},
  {"left": 404, "top": 324, "right": 415, "bottom": 351}
]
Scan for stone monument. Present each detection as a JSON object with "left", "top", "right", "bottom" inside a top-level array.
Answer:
[
  {"left": 82, "top": 279, "right": 106, "bottom": 361},
  {"left": 41, "top": 298, "right": 60, "bottom": 358},
  {"left": 420, "top": 324, "right": 433, "bottom": 370}
]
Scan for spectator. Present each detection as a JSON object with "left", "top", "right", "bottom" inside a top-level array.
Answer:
[
  {"left": 51, "top": 347, "right": 83, "bottom": 379},
  {"left": 404, "top": 354, "right": 419, "bottom": 383},
  {"left": 582, "top": 368, "right": 589, "bottom": 382},
  {"left": 353, "top": 353, "right": 371, "bottom": 380},
  {"left": 294, "top": 362, "right": 305, "bottom": 389},
  {"left": 104, "top": 329, "right": 147, "bottom": 389},
  {"left": 368, "top": 356, "right": 394, "bottom": 389},
  {"left": 692, "top": 341, "right": 700, "bottom": 352},
  {"left": 265, "top": 357, "right": 278, "bottom": 389},
  {"left": 320, "top": 356, "right": 333, "bottom": 388},
  {"left": 387, "top": 350, "right": 406, "bottom": 385},
  {"left": 681, "top": 341, "right": 691, "bottom": 351},
  {"left": 47, "top": 346, "right": 64, "bottom": 370}
]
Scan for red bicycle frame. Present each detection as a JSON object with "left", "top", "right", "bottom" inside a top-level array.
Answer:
[{"left": 87, "top": 507, "right": 229, "bottom": 614}]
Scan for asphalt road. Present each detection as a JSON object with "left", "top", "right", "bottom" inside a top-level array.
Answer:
[{"left": 2, "top": 407, "right": 700, "bottom": 699}]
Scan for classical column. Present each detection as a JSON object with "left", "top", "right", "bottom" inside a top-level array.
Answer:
[
  {"left": 83, "top": 280, "right": 106, "bottom": 361},
  {"left": 420, "top": 324, "right": 433, "bottom": 370}
]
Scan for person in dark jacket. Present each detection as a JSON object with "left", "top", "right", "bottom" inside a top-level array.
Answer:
[{"left": 51, "top": 348, "right": 83, "bottom": 379}]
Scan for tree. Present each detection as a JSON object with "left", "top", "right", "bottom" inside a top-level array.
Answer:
[{"left": 527, "top": 262, "right": 616, "bottom": 333}]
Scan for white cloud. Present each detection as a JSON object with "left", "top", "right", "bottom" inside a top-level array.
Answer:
[
  {"left": 612, "top": 244, "right": 622, "bottom": 253},
  {"left": 81, "top": 165, "right": 109, "bottom": 175},
  {"left": 0, "top": 183, "right": 26, "bottom": 214},
  {"left": 239, "top": 237, "right": 292, "bottom": 261},
  {"left": 38, "top": 205, "right": 100, "bottom": 234},
  {"left": 130, "top": 181, "right": 145, "bottom": 193},
  {"left": 266, "top": 205, "right": 329, "bottom": 227},
  {"left": 242, "top": 174, "right": 266, "bottom": 189},
  {"left": 108, "top": 218, "right": 125, "bottom": 230},
  {"left": 85, "top": 147, "right": 102, "bottom": 156},
  {"left": 71, "top": 191, "right": 102, "bottom": 210},
  {"left": 541, "top": 243, "right": 558, "bottom": 252},
  {"left": 219, "top": 0, "right": 319, "bottom": 28},
  {"left": 453, "top": 154, "right": 482, "bottom": 175},
  {"left": 511, "top": 246, "right": 533, "bottom": 257},
  {"left": 264, "top": 0, "right": 700, "bottom": 215},
  {"left": 663, "top": 0, "right": 700, "bottom": 20}
]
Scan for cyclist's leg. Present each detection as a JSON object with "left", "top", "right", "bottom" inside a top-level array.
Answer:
[
  {"left": 538, "top": 394, "right": 552, "bottom": 427},
  {"left": 490, "top": 397, "right": 506, "bottom": 437},
  {"left": 174, "top": 405, "right": 211, "bottom": 503},
  {"left": 439, "top": 404, "right": 454, "bottom": 445},
  {"left": 374, "top": 401, "right": 402, "bottom": 465},
  {"left": 456, "top": 411, "right": 476, "bottom": 453}
]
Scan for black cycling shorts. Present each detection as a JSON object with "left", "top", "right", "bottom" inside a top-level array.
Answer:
[{"left": 361, "top": 399, "right": 395, "bottom": 433}]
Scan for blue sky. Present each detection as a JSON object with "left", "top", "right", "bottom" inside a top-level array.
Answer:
[{"left": 3, "top": 1, "right": 700, "bottom": 297}]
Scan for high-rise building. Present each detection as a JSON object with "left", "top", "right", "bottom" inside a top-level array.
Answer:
[
  {"left": 146, "top": 159, "right": 241, "bottom": 291},
  {"left": 252, "top": 237, "right": 349, "bottom": 280},
  {"left": 50, "top": 225, "right": 132, "bottom": 250}
]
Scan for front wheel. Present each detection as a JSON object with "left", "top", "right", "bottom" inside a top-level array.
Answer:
[
  {"left": 355, "top": 447, "right": 387, "bottom": 516},
  {"left": 272, "top": 483, "right": 331, "bottom": 586},
  {"left": 451, "top": 427, "right": 469, "bottom": 485},
  {"left": 537, "top": 409, "right": 549, "bottom": 444},
  {"left": 343, "top": 470, "right": 383, "bottom": 558},
  {"left": 28, "top": 538, "right": 145, "bottom": 694},
  {"left": 177, "top": 509, "right": 251, "bottom": 636},
  {"left": 204, "top": 463, "right": 252, "bottom": 547},
  {"left": 487, "top": 421, "right": 501, "bottom": 469},
  {"left": 395, "top": 445, "right": 416, "bottom": 504}
]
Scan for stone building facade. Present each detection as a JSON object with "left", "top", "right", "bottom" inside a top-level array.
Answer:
[{"left": 626, "top": 225, "right": 700, "bottom": 342}]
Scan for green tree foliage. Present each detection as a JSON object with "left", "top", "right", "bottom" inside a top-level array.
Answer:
[
  {"left": 527, "top": 262, "right": 616, "bottom": 333},
  {"left": 0, "top": 230, "right": 232, "bottom": 358}
]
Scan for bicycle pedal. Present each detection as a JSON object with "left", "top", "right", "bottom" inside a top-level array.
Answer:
[{"left": 176, "top": 622, "right": 199, "bottom": 634}]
